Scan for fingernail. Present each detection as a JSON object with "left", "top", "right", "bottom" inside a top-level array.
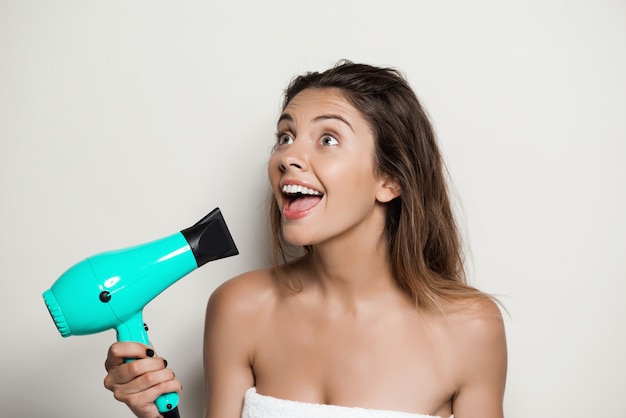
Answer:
[
  {"left": 146, "top": 348, "right": 155, "bottom": 357},
  {"left": 163, "top": 358, "right": 168, "bottom": 367}
]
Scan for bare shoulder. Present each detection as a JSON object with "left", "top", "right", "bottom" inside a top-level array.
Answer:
[
  {"left": 444, "top": 296, "right": 506, "bottom": 356},
  {"left": 203, "top": 268, "right": 281, "bottom": 379},
  {"left": 441, "top": 296, "right": 507, "bottom": 408},
  {"left": 451, "top": 295, "right": 504, "bottom": 322},
  {"left": 434, "top": 297, "right": 507, "bottom": 416},
  {"left": 206, "top": 267, "right": 280, "bottom": 323},
  {"left": 203, "top": 268, "right": 283, "bottom": 417}
]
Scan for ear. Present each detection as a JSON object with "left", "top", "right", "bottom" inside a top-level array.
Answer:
[{"left": 375, "top": 177, "right": 401, "bottom": 203}]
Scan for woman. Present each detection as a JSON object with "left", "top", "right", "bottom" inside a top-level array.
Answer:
[{"left": 104, "top": 61, "right": 507, "bottom": 418}]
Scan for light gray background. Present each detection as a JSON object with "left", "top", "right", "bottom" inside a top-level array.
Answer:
[{"left": 1, "top": 1, "right": 624, "bottom": 417}]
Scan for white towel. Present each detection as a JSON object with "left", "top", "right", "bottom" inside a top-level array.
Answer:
[{"left": 242, "top": 387, "right": 451, "bottom": 418}]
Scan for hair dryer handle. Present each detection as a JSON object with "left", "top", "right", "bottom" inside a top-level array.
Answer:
[{"left": 116, "top": 311, "right": 180, "bottom": 415}]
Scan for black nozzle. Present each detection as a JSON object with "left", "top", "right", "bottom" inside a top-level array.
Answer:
[{"left": 180, "top": 208, "right": 238, "bottom": 268}]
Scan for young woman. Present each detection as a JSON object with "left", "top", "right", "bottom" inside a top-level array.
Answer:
[{"left": 104, "top": 61, "right": 507, "bottom": 418}]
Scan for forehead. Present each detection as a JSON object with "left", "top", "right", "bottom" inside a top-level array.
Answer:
[{"left": 279, "top": 88, "right": 364, "bottom": 124}]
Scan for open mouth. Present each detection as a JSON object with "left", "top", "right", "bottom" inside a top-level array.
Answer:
[{"left": 281, "top": 184, "right": 324, "bottom": 217}]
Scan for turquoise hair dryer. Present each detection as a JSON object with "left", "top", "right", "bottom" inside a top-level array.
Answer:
[{"left": 43, "top": 208, "right": 238, "bottom": 418}]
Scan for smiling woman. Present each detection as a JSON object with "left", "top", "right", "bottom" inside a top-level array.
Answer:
[
  {"left": 103, "top": 61, "right": 507, "bottom": 418},
  {"left": 269, "top": 87, "right": 391, "bottom": 246}
]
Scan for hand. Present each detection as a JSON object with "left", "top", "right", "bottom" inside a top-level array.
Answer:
[{"left": 104, "top": 342, "right": 181, "bottom": 418}]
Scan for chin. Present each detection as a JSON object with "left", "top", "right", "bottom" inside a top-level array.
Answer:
[
  {"left": 281, "top": 227, "right": 317, "bottom": 248},
  {"left": 283, "top": 235, "right": 313, "bottom": 248}
]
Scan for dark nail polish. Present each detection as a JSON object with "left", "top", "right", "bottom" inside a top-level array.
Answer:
[
  {"left": 146, "top": 348, "right": 155, "bottom": 357},
  {"left": 163, "top": 359, "right": 168, "bottom": 367}
]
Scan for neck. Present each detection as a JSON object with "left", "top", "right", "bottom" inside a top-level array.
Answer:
[
  {"left": 305, "top": 216, "right": 398, "bottom": 301},
  {"left": 283, "top": 203, "right": 410, "bottom": 311}
]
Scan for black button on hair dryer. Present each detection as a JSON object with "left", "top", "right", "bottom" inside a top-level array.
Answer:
[{"left": 43, "top": 208, "right": 238, "bottom": 418}]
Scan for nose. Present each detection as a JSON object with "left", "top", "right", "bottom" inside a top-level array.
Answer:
[
  {"left": 278, "top": 141, "right": 308, "bottom": 173},
  {"left": 279, "top": 158, "right": 303, "bottom": 172}
]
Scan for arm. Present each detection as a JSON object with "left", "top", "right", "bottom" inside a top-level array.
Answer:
[
  {"left": 203, "top": 275, "right": 261, "bottom": 418},
  {"left": 451, "top": 299, "right": 508, "bottom": 418},
  {"left": 103, "top": 342, "right": 181, "bottom": 418}
]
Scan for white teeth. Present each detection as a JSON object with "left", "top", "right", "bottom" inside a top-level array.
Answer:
[{"left": 281, "top": 184, "right": 321, "bottom": 195}]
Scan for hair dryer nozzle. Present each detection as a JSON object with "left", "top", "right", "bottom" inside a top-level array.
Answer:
[{"left": 181, "top": 207, "right": 238, "bottom": 268}]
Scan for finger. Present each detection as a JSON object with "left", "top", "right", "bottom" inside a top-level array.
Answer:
[
  {"left": 108, "top": 368, "right": 180, "bottom": 404},
  {"left": 105, "top": 342, "right": 155, "bottom": 371},
  {"left": 105, "top": 356, "right": 169, "bottom": 389},
  {"left": 123, "top": 378, "right": 182, "bottom": 418},
  {"left": 133, "top": 367, "right": 180, "bottom": 396}
]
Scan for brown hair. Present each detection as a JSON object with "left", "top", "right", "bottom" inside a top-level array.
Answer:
[{"left": 270, "top": 60, "right": 485, "bottom": 310}]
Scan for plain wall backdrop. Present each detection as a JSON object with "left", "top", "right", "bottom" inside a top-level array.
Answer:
[{"left": 1, "top": 1, "right": 625, "bottom": 417}]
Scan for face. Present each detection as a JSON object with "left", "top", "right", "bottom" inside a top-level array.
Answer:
[{"left": 268, "top": 88, "right": 398, "bottom": 247}]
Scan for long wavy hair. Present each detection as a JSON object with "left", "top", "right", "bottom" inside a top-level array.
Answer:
[{"left": 270, "top": 61, "right": 486, "bottom": 310}]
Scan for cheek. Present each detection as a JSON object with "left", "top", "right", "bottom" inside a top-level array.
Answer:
[
  {"left": 324, "top": 158, "right": 378, "bottom": 197},
  {"left": 267, "top": 157, "right": 283, "bottom": 203},
  {"left": 267, "top": 155, "right": 281, "bottom": 184}
]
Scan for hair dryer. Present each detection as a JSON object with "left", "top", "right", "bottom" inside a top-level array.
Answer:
[{"left": 42, "top": 208, "right": 238, "bottom": 418}]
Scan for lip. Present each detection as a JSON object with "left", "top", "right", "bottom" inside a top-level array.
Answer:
[{"left": 279, "top": 178, "right": 324, "bottom": 221}]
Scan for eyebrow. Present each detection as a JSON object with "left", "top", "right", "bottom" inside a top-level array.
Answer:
[{"left": 277, "top": 113, "right": 354, "bottom": 132}]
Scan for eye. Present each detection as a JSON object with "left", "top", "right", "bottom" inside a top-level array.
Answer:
[
  {"left": 276, "top": 133, "right": 294, "bottom": 145},
  {"left": 320, "top": 135, "right": 339, "bottom": 146}
]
